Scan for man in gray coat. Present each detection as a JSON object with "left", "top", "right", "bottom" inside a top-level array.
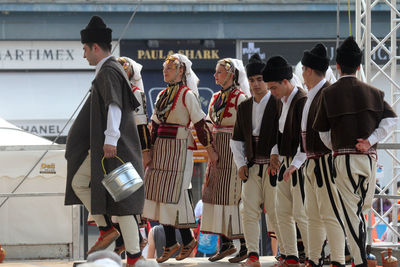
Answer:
[{"left": 64, "top": 15, "right": 144, "bottom": 267}]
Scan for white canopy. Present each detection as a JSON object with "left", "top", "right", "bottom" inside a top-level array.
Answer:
[
  {"left": 0, "top": 117, "right": 56, "bottom": 146},
  {"left": 0, "top": 118, "right": 73, "bottom": 258}
]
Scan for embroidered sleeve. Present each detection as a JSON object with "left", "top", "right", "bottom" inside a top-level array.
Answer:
[
  {"left": 194, "top": 119, "right": 213, "bottom": 147},
  {"left": 137, "top": 124, "right": 151, "bottom": 151},
  {"left": 150, "top": 120, "right": 159, "bottom": 146}
]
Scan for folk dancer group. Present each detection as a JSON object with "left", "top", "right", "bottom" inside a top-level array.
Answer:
[{"left": 64, "top": 15, "right": 398, "bottom": 267}]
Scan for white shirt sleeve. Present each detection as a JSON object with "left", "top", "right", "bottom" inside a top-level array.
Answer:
[
  {"left": 271, "top": 144, "right": 279, "bottom": 156},
  {"left": 230, "top": 139, "right": 247, "bottom": 170},
  {"left": 104, "top": 103, "right": 121, "bottom": 146},
  {"left": 367, "top": 117, "right": 398, "bottom": 146},
  {"left": 319, "top": 130, "right": 333, "bottom": 150},
  {"left": 291, "top": 146, "right": 307, "bottom": 169}
]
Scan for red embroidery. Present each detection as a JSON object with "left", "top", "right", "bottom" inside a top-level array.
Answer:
[
  {"left": 235, "top": 90, "right": 244, "bottom": 109},
  {"left": 131, "top": 85, "right": 140, "bottom": 93},
  {"left": 158, "top": 88, "right": 167, "bottom": 97},
  {"left": 182, "top": 87, "right": 191, "bottom": 108},
  {"left": 222, "top": 88, "right": 242, "bottom": 119},
  {"left": 209, "top": 94, "right": 219, "bottom": 112},
  {"left": 170, "top": 85, "right": 187, "bottom": 112}
]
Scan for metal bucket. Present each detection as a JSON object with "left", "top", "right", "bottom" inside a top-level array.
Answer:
[{"left": 101, "top": 156, "right": 143, "bottom": 202}]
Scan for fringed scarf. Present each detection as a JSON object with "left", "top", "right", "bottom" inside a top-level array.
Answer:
[
  {"left": 154, "top": 82, "right": 183, "bottom": 123},
  {"left": 209, "top": 85, "right": 235, "bottom": 125}
]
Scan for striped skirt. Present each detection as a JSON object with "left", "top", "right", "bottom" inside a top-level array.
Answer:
[
  {"left": 200, "top": 127, "right": 243, "bottom": 238},
  {"left": 202, "top": 129, "right": 241, "bottom": 206},
  {"left": 144, "top": 137, "right": 187, "bottom": 204},
  {"left": 143, "top": 138, "right": 196, "bottom": 228}
]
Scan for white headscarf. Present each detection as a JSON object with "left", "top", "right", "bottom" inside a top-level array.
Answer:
[
  {"left": 168, "top": 53, "right": 200, "bottom": 97},
  {"left": 290, "top": 73, "right": 303, "bottom": 89},
  {"left": 294, "top": 61, "right": 337, "bottom": 87},
  {"left": 324, "top": 66, "right": 337, "bottom": 84},
  {"left": 118, "top": 57, "right": 144, "bottom": 91},
  {"left": 224, "top": 58, "right": 251, "bottom": 97}
]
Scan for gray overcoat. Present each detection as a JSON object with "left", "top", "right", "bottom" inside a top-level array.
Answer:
[{"left": 64, "top": 57, "right": 144, "bottom": 216}]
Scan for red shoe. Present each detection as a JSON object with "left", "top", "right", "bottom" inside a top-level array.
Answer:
[
  {"left": 126, "top": 255, "right": 145, "bottom": 267},
  {"left": 241, "top": 256, "right": 260, "bottom": 267},
  {"left": 274, "top": 254, "right": 286, "bottom": 266},
  {"left": 282, "top": 257, "right": 301, "bottom": 267}
]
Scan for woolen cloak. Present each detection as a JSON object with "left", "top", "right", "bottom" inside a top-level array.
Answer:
[{"left": 64, "top": 57, "right": 144, "bottom": 216}]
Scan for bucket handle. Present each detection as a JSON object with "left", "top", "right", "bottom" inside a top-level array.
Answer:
[{"left": 101, "top": 156, "right": 125, "bottom": 174}]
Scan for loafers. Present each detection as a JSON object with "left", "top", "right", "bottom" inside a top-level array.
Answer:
[
  {"left": 156, "top": 243, "right": 180, "bottom": 263},
  {"left": 208, "top": 244, "right": 237, "bottom": 262},
  {"left": 87, "top": 228, "right": 120, "bottom": 255},
  {"left": 176, "top": 239, "right": 197, "bottom": 261},
  {"left": 229, "top": 249, "right": 248, "bottom": 263}
]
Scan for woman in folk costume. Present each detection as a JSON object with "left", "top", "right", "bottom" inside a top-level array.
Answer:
[
  {"left": 110, "top": 57, "right": 151, "bottom": 256},
  {"left": 143, "top": 53, "right": 216, "bottom": 263},
  {"left": 201, "top": 58, "right": 250, "bottom": 263},
  {"left": 117, "top": 57, "right": 151, "bottom": 169}
]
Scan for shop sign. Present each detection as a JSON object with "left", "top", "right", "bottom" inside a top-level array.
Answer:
[
  {"left": 9, "top": 119, "right": 71, "bottom": 137},
  {"left": 0, "top": 41, "right": 119, "bottom": 69},
  {"left": 120, "top": 39, "right": 236, "bottom": 70}
]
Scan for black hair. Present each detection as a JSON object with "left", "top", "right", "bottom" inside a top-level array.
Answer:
[
  {"left": 87, "top": 42, "right": 112, "bottom": 53},
  {"left": 338, "top": 64, "right": 357, "bottom": 75}
]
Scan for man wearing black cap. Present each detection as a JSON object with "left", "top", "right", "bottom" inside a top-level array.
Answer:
[
  {"left": 264, "top": 55, "right": 308, "bottom": 267},
  {"left": 64, "top": 16, "right": 145, "bottom": 266},
  {"left": 313, "top": 36, "right": 397, "bottom": 267},
  {"left": 300, "top": 43, "right": 346, "bottom": 267},
  {"left": 230, "top": 54, "right": 281, "bottom": 267}
]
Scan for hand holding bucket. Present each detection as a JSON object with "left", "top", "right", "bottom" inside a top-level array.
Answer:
[{"left": 101, "top": 156, "right": 143, "bottom": 202}]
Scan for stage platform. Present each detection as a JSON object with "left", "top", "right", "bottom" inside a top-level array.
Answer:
[{"left": 0, "top": 256, "right": 279, "bottom": 267}]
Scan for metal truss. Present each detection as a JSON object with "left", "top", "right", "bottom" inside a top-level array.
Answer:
[{"left": 356, "top": 0, "right": 400, "bottom": 247}]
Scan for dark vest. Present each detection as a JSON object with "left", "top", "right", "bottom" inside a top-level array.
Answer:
[
  {"left": 232, "top": 95, "right": 281, "bottom": 162},
  {"left": 302, "top": 82, "right": 331, "bottom": 155},
  {"left": 313, "top": 77, "right": 397, "bottom": 150},
  {"left": 277, "top": 88, "right": 307, "bottom": 157}
]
